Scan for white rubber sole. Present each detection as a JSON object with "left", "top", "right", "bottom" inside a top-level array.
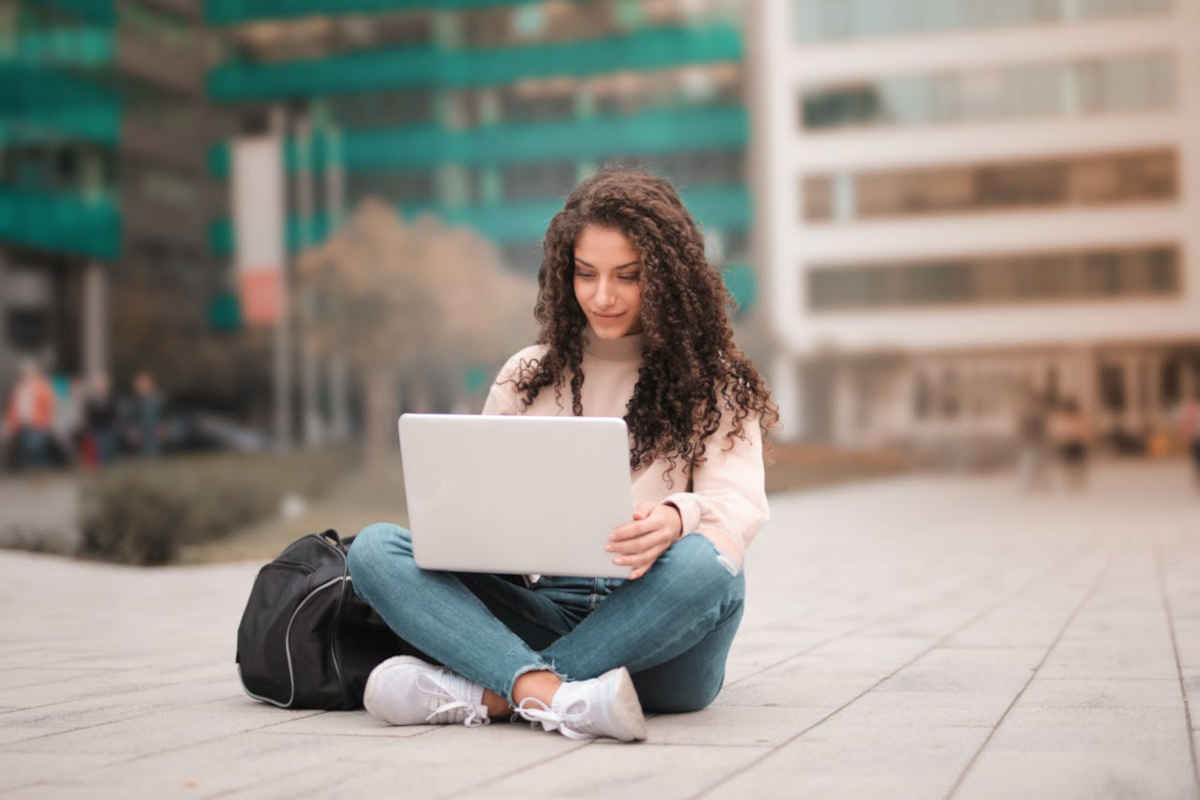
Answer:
[{"left": 601, "top": 666, "right": 647, "bottom": 742}]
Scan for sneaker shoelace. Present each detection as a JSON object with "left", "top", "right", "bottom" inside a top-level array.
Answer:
[
  {"left": 415, "top": 671, "right": 489, "bottom": 728},
  {"left": 514, "top": 696, "right": 591, "bottom": 740}
]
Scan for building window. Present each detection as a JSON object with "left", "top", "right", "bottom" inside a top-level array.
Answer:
[
  {"left": 938, "top": 369, "right": 961, "bottom": 418},
  {"left": 913, "top": 371, "right": 932, "bottom": 419},
  {"left": 328, "top": 89, "right": 434, "bottom": 129},
  {"left": 806, "top": 244, "right": 1179, "bottom": 311},
  {"left": 799, "top": 52, "right": 1174, "bottom": 131},
  {"left": 791, "top": 0, "right": 1171, "bottom": 44},
  {"left": 7, "top": 308, "right": 48, "bottom": 351},
  {"left": 803, "top": 149, "right": 1177, "bottom": 222},
  {"left": 500, "top": 161, "right": 579, "bottom": 201},
  {"left": 231, "top": 11, "right": 431, "bottom": 63},
  {"left": 1161, "top": 359, "right": 1181, "bottom": 409},
  {"left": 1098, "top": 363, "right": 1126, "bottom": 412}
]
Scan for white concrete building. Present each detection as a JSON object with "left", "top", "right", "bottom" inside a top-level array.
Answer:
[{"left": 750, "top": 0, "right": 1200, "bottom": 451}]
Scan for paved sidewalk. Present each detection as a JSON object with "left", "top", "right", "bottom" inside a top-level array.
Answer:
[{"left": 2, "top": 461, "right": 1198, "bottom": 798}]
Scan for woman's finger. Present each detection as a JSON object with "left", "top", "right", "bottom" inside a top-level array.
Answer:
[
  {"left": 608, "top": 523, "right": 676, "bottom": 554},
  {"left": 627, "top": 548, "right": 668, "bottom": 579},
  {"left": 610, "top": 518, "right": 657, "bottom": 541},
  {"left": 609, "top": 525, "right": 667, "bottom": 551},
  {"left": 620, "top": 541, "right": 670, "bottom": 568}
]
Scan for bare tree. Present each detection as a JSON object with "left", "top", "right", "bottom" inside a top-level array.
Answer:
[{"left": 297, "top": 198, "right": 535, "bottom": 464}]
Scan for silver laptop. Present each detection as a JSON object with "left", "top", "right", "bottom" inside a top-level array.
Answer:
[{"left": 398, "top": 413, "right": 633, "bottom": 578}]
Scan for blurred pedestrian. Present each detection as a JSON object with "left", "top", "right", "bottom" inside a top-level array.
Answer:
[
  {"left": 1180, "top": 394, "right": 1200, "bottom": 488},
  {"left": 1049, "top": 397, "right": 1091, "bottom": 490},
  {"left": 49, "top": 372, "right": 81, "bottom": 466},
  {"left": 83, "top": 372, "right": 119, "bottom": 465},
  {"left": 1016, "top": 386, "right": 1049, "bottom": 491},
  {"left": 2, "top": 358, "right": 56, "bottom": 471},
  {"left": 131, "top": 371, "right": 164, "bottom": 457}
]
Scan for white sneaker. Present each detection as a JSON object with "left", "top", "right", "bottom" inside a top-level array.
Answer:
[
  {"left": 514, "top": 667, "right": 646, "bottom": 742},
  {"left": 363, "top": 655, "right": 490, "bottom": 728}
]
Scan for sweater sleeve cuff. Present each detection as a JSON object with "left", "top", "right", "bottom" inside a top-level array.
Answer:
[{"left": 663, "top": 493, "right": 701, "bottom": 535}]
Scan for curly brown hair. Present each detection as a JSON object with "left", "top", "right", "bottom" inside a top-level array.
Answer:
[{"left": 508, "top": 167, "right": 778, "bottom": 482}]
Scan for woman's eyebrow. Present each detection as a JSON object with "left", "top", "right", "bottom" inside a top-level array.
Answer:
[{"left": 574, "top": 257, "right": 642, "bottom": 269}]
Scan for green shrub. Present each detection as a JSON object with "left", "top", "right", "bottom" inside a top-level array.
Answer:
[{"left": 79, "top": 447, "right": 358, "bottom": 565}]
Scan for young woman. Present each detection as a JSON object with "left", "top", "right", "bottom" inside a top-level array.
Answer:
[{"left": 347, "top": 168, "right": 778, "bottom": 742}]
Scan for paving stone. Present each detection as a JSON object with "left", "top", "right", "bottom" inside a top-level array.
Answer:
[
  {"left": 0, "top": 680, "right": 237, "bottom": 746},
  {"left": 644, "top": 703, "right": 836, "bottom": 746},
  {"left": 1039, "top": 640, "right": 1179, "bottom": 681},
  {"left": 876, "top": 647, "right": 1043, "bottom": 696},
  {"left": 257, "top": 709, "right": 439, "bottom": 738},
  {"left": 713, "top": 656, "right": 886, "bottom": 709},
  {"left": 2, "top": 731, "right": 411, "bottom": 799},
  {"left": 985, "top": 705, "right": 1189, "bottom": 753},
  {"left": 0, "top": 752, "right": 118, "bottom": 793},
  {"left": 1019, "top": 677, "right": 1183, "bottom": 709},
  {"left": 0, "top": 667, "right": 108, "bottom": 691},
  {"left": 5, "top": 702, "right": 324, "bottom": 758},
  {"left": 705, "top": 719, "right": 989, "bottom": 799},
  {"left": 460, "top": 743, "right": 769, "bottom": 799},
  {"left": 827, "top": 689, "right": 1013, "bottom": 729},
  {"left": 955, "top": 748, "right": 1195, "bottom": 799}
]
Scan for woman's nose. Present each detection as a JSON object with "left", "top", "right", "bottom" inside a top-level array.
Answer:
[{"left": 595, "top": 279, "right": 615, "bottom": 306}]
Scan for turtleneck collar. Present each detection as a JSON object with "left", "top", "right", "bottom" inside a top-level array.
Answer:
[{"left": 583, "top": 327, "right": 643, "bottom": 363}]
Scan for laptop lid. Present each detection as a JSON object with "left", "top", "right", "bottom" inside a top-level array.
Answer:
[{"left": 398, "top": 413, "right": 633, "bottom": 578}]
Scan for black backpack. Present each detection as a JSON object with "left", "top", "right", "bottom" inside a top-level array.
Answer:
[{"left": 235, "top": 529, "right": 417, "bottom": 710}]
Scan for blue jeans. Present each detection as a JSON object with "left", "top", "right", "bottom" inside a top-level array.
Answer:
[
  {"left": 17, "top": 428, "right": 49, "bottom": 470},
  {"left": 347, "top": 523, "right": 745, "bottom": 713}
]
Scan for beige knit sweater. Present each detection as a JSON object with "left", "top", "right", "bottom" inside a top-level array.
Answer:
[{"left": 482, "top": 328, "right": 769, "bottom": 568}]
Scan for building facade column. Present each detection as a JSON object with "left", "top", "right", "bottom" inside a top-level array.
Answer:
[
  {"left": 321, "top": 113, "right": 351, "bottom": 444},
  {"left": 82, "top": 261, "right": 108, "bottom": 380},
  {"left": 771, "top": 352, "right": 801, "bottom": 440},
  {"left": 328, "top": 355, "right": 351, "bottom": 442},
  {"left": 295, "top": 112, "right": 325, "bottom": 448}
]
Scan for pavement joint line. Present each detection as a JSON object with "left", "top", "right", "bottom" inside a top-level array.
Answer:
[
  {"left": 690, "top": 533, "right": 1105, "bottom": 800},
  {"left": 0, "top": 707, "right": 186, "bottom": 747},
  {"left": 1153, "top": 530, "right": 1200, "bottom": 796},
  {"left": 254, "top": 729, "right": 442, "bottom": 739},
  {"left": 4, "top": 691, "right": 322, "bottom": 746},
  {"left": 630, "top": 742, "right": 776, "bottom": 749},
  {"left": 200, "top": 731, "right": 446, "bottom": 800},
  {"left": 446, "top": 737, "right": 595, "bottom": 798},
  {"left": 0, "top": 674, "right": 233, "bottom": 716},
  {"left": 944, "top": 540, "right": 1115, "bottom": 800}
]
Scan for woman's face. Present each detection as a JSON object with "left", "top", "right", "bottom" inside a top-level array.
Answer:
[{"left": 573, "top": 224, "right": 644, "bottom": 340}]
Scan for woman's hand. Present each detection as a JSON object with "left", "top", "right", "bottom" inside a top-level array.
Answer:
[{"left": 607, "top": 502, "right": 684, "bottom": 580}]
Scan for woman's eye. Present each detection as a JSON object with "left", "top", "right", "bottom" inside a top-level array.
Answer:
[
  {"left": 619, "top": 274, "right": 640, "bottom": 282},
  {"left": 576, "top": 273, "right": 595, "bottom": 280}
]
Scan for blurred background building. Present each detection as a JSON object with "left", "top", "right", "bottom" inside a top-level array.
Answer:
[
  {"left": 756, "top": 0, "right": 1200, "bottom": 454},
  {"left": 205, "top": 0, "right": 752, "bottom": 284},
  {"left": 204, "top": 0, "right": 759, "bottom": 439},
  {"left": 0, "top": 0, "right": 227, "bottom": 391},
  {"left": 1, "top": 0, "right": 764, "bottom": 450},
  {"left": 5, "top": 0, "right": 1200, "bottom": 461}
]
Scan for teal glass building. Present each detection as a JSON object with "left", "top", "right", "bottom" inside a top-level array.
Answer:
[
  {"left": 204, "top": 0, "right": 755, "bottom": 309},
  {"left": 0, "top": 0, "right": 222, "bottom": 386}
]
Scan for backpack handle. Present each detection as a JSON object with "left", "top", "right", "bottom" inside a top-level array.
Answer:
[{"left": 320, "top": 529, "right": 340, "bottom": 545}]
